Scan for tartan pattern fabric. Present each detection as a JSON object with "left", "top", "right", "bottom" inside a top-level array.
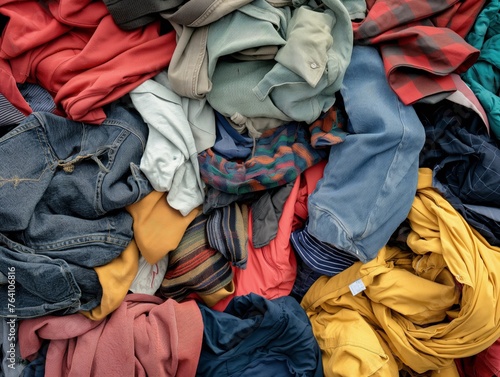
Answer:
[
  {"left": 353, "top": 0, "right": 485, "bottom": 105},
  {"left": 415, "top": 99, "right": 500, "bottom": 248}
]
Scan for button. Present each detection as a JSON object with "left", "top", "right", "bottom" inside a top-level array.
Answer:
[{"left": 310, "top": 62, "right": 319, "bottom": 69}]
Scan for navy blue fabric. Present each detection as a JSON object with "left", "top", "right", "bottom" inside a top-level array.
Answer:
[
  {"left": 290, "top": 257, "right": 323, "bottom": 303},
  {"left": 212, "top": 111, "right": 253, "bottom": 160},
  {"left": 0, "top": 94, "right": 25, "bottom": 127},
  {"left": 197, "top": 293, "right": 323, "bottom": 377},
  {"left": 291, "top": 221, "right": 358, "bottom": 277},
  {"left": 19, "top": 341, "right": 48, "bottom": 377},
  {"left": 18, "top": 84, "right": 55, "bottom": 114},
  {"left": 416, "top": 99, "right": 500, "bottom": 246}
]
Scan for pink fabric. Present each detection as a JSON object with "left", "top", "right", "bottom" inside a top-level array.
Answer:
[
  {"left": 211, "top": 160, "right": 326, "bottom": 311},
  {"left": 0, "top": 0, "right": 176, "bottom": 124},
  {"left": 19, "top": 294, "right": 203, "bottom": 377},
  {"left": 448, "top": 73, "right": 490, "bottom": 132}
]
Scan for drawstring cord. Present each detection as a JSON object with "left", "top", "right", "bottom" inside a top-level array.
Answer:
[{"left": 230, "top": 112, "right": 262, "bottom": 158}]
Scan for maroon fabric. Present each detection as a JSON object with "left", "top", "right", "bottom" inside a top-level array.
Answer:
[
  {"left": 18, "top": 294, "right": 204, "bottom": 377},
  {"left": 353, "top": 0, "right": 485, "bottom": 105},
  {"left": 456, "top": 337, "right": 500, "bottom": 377}
]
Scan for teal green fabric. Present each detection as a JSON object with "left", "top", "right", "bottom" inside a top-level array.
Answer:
[{"left": 461, "top": 0, "right": 500, "bottom": 139}]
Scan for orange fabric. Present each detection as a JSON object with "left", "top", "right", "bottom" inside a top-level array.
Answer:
[
  {"left": 126, "top": 191, "right": 201, "bottom": 264},
  {"left": 81, "top": 240, "right": 140, "bottom": 320}
]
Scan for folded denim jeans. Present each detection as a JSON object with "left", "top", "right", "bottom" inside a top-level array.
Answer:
[{"left": 0, "top": 102, "right": 152, "bottom": 318}]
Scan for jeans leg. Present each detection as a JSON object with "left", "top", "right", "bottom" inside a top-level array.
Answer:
[{"left": 307, "top": 46, "right": 426, "bottom": 262}]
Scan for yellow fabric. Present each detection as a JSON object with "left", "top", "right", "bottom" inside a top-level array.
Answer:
[
  {"left": 80, "top": 240, "right": 140, "bottom": 320},
  {"left": 126, "top": 190, "right": 201, "bottom": 264},
  {"left": 196, "top": 281, "right": 235, "bottom": 307},
  {"left": 314, "top": 307, "right": 399, "bottom": 376},
  {"left": 302, "top": 168, "right": 500, "bottom": 376}
]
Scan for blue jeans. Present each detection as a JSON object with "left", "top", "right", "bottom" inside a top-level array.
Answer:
[
  {"left": 307, "top": 46, "right": 426, "bottom": 262},
  {"left": 0, "top": 102, "right": 152, "bottom": 318}
]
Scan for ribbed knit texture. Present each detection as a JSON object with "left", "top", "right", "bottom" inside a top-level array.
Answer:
[
  {"left": 207, "top": 202, "right": 248, "bottom": 268},
  {"left": 160, "top": 214, "right": 233, "bottom": 301}
]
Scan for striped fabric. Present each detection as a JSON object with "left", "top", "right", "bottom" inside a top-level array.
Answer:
[
  {"left": 290, "top": 222, "right": 358, "bottom": 277},
  {"left": 0, "top": 93, "right": 25, "bottom": 127},
  {"left": 206, "top": 202, "right": 248, "bottom": 268},
  {"left": 159, "top": 214, "right": 233, "bottom": 301},
  {"left": 19, "top": 83, "right": 56, "bottom": 113},
  {"left": 198, "top": 121, "right": 332, "bottom": 195}
]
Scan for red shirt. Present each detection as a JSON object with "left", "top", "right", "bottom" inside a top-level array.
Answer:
[{"left": 0, "top": 0, "right": 176, "bottom": 124}]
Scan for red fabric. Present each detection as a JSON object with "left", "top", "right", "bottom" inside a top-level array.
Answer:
[
  {"left": 431, "top": 0, "right": 487, "bottom": 38},
  {"left": 0, "top": 59, "right": 32, "bottom": 115},
  {"left": 211, "top": 160, "right": 326, "bottom": 311},
  {"left": 456, "top": 337, "right": 500, "bottom": 377},
  {"left": 19, "top": 294, "right": 203, "bottom": 377},
  {"left": 0, "top": 0, "right": 176, "bottom": 124},
  {"left": 47, "top": 0, "right": 109, "bottom": 27},
  {"left": 353, "top": 0, "right": 485, "bottom": 105}
]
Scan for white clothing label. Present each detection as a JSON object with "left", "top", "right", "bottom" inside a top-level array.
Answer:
[{"left": 349, "top": 279, "right": 366, "bottom": 296}]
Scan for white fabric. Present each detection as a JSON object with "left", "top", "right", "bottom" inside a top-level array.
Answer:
[
  {"left": 129, "top": 256, "right": 169, "bottom": 295},
  {"left": 130, "top": 71, "right": 216, "bottom": 215}
]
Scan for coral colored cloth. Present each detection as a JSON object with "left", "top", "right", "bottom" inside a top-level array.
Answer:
[
  {"left": 0, "top": 0, "right": 176, "bottom": 123},
  {"left": 19, "top": 294, "right": 203, "bottom": 377},
  {"left": 211, "top": 160, "right": 326, "bottom": 311}
]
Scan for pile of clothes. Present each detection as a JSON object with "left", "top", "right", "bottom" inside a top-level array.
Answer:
[{"left": 0, "top": 0, "right": 499, "bottom": 376}]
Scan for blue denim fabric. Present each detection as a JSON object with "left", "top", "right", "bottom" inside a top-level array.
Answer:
[
  {"left": 0, "top": 102, "right": 152, "bottom": 318},
  {"left": 307, "top": 46, "right": 426, "bottom": 262},
  {"left": 1, "top": 318, "right": 28, "bottom": 377},
  {"left": 18, "top": 341, "right": 47, "bottom": 377}
]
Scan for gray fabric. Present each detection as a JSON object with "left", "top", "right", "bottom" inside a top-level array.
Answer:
[
  {"left": 103, "top": 0, "right": 184, "bottom": 30},
  {"left": 251, "top": 182, "right": 294, "bottom": 248},
  {"left": 161, "top": 0, "right": 254, "bottom": 26},
  {"left": 206, "top": 0, "right": 353, "bottom": 123},
  {"left": 1, "top": 319, "right": 27, "bottom": 377}
]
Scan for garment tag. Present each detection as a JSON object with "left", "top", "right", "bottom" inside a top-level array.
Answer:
[{"left": 349, "top": 279, "right": 366, "bottom": 296}]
